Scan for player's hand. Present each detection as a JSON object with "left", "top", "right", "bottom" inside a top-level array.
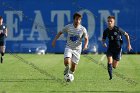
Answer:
[
  {"left": 52, "top": 40, "right": 56, "bottom": 48},
  {"left": 103, "top": 43, "right": 107, "bottom": 48},
  {"left": 83, "top": 46, "right": 88, "bottom": 51},
  {"left": 127, "top": 44, "right": 132, "bottom": 51}
]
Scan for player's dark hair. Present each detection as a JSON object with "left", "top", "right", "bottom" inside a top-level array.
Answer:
[
  {"left": 108, "top": 16, "right": 115, "bottom": 20},
  {"left": 73, "top": 13, "right": 82, "bottom": 19},
  {"left": 0, "top": 16, "right": 3, "bottom": 19}
]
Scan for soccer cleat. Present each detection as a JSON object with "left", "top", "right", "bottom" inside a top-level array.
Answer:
[
  {"left": 1, "top": 56, "right": 3, "bottom": 63},
  {"left": 109, "top": 77, "right": 112, "bottom": 80},
  {"left": 64, "top": 66, "right": 70, "bottom": 75}
]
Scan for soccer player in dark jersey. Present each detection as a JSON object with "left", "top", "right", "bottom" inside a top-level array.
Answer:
[
  {"left": 0, "top": 16, "right": 8, "bottom": 63},
  {"left": 102, "top": 16, "right": 132, "bottom": 80}
]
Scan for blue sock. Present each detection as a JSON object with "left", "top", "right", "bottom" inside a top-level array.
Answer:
[{"left": 108, "top": 63, "right": 112, "bottom": 80}]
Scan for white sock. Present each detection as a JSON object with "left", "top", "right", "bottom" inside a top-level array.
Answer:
[{"left": 69, "top": 70, "right": 74, "bottom": 74}]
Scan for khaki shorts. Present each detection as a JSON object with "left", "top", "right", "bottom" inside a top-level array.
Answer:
[{"left": 64, "top": 48, "right": 81, "bottom": 64}]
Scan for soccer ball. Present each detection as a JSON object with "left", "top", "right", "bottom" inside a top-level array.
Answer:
[{"left": 64, "top": 73, "right": 74, "bottom": 82}]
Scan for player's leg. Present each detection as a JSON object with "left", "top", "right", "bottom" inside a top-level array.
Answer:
[
  {"left": 0, "top": 46, "right": 2, "bottom": 63},
  {"left": 106, "top": 49, "right": 113, "bottom": 80},
  {"left": 70, "top": 49, "right": 81, "bottom": 74},
  {"left": 64, "top": 48, "right": 72, "bottom": 75},
  {"left": 112, "top": 48, "right": 122, "bottom": 69},
  {"left": 112, "top": 60, "right": 119, "bottom": 69},
  {"left": 107, "top": 56, "right": 113, "bottom": 80},
  {"left": 64, "top": 57, "right": 71, "bottom": 75},
  {"left": 70, "top": 61, "right": 77, "bottom": 74},
  {"left": 0, "top": 46, "right": 5, "bottom": 63}
]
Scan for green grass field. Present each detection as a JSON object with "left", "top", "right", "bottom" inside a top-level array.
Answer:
[{"left": 0, "top": 53, "right": 139, "bottom": 93}]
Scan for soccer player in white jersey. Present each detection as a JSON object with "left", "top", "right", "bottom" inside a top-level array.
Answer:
[{"left": 52, "top": 13, "right": 89, "bottom": 80}]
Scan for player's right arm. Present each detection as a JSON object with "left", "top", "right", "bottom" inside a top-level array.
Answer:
[
  {"left": 52, "top": 24, "right": 69, "bottom": 47},
  {"left": 102, "top": 39, "right": 107, "bottom": 48},
  {"left": 102, "top": 30, "right": 107, "bottom": 48},
  {"left": 52, "top": 31, "right": 63, "bottom": 47}
]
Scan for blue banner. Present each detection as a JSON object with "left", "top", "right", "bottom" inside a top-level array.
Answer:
[{"left": 0, "top": 0, "right": 139, "bottom": 53}]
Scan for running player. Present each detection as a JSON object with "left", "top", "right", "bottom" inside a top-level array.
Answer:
[
  {"left": 102, "top": 16, "right": 132, "bottom": 80},
  {"left": 52, "top": 13, "right": 89, "bottom": 80},
  {"left": 0, "top": 16, "right": 8, "bottom": 63}
]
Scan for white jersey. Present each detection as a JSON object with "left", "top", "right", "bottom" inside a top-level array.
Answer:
[{"left": 62, "top": 24, "right": 88, "bottom": 50}]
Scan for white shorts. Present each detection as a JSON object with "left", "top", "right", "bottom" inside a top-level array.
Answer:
[{"left": 64, "top": 48, "right": 81, "bottom": 64}]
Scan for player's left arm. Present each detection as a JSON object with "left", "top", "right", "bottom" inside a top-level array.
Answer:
[
  {"left": 83, "top": 35, "right": 89, "bottom": 51},
  {"left": 83, "top": 28, "right": 89, "bottom": 51},
  {"left": 4, "top": 28, "right": 8, "bottom": 37},
  {"left": 124, "top": 32, "right": 132, "bottom": 51}
]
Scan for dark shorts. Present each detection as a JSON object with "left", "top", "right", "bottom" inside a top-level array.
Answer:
[
  {"left": 0, "top": 41, "right": 5, "bottom": 46},
  {"left": 106, "top": 48, "right": 122, "bottom": 61},
  {"left": 0, "top": 36, "right": 5, "bottom": 46}
]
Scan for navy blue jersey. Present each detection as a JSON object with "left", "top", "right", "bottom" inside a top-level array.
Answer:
[
  {"left": 0, "top": 24, "right": 7, "bottom": 42},
  {"left": 103, "top": 26, "right": 125, "bottom": 49}
]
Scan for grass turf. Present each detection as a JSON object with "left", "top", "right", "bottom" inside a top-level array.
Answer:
[{"left": 0, "top": 53, "right": 139, "bottom": 93}]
